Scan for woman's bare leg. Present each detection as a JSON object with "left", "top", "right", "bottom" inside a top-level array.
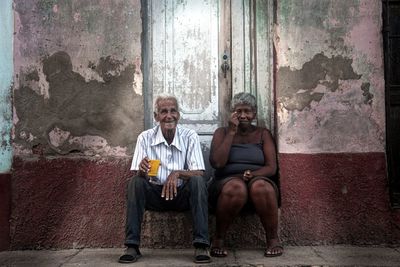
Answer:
[
  {"left": 249, "top": 179, "right": 283, "bottom": 256},
  {"left": 212, "top": 178, "right": 247, "bottom": 255}
]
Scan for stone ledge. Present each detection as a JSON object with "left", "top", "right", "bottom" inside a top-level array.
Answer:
[{"left": 140, "top": 211, "right": 267, "bottom": 248}]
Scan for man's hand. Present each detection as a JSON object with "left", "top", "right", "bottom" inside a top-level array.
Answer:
[
  {"left": 138, "top": 157, "right": 150, "bottom": 177},
  {"left": 161, "top": 171, "right": 180, "bottom": 200}
]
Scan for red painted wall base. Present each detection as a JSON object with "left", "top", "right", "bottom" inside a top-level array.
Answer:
[
  {"left": 10, "top": 157, "right": 130, "bottom": 249},
  {"left": 7, "top": 153, "right": 400, "bottom": 249},
  {"left": 279, "top": 153, "right": 400, "bottom": 245},
  {"left": 0, "top": 173, "right": 11, "bottom": 251}
]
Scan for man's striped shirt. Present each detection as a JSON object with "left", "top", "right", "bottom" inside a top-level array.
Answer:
[{"left": 130, "top": 125, "right": 205, "bottom": 185}]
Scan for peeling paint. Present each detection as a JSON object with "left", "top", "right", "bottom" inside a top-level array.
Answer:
[
  {"left": 361, "top": 82, "right": 373, "bottom": 105},
  {"left": 14, "top": 51, "right": 143, "bottom": 156},
  {"left": 14, "top": 0, "right": 142, "bottom": 88},
  {"left": 346, "top": 0, "right": 383, "bottom": 70},
  {"left": 16, "top": 65, "right": 50, "bottom": 99},
  {"left": 276, "top": 0, "right": 361, "bottom": 69},
  {"left": 48, "top": 127, "right": 71, "bottom": 148},
  {"left": 278, "top": 79, "right": 385, "bottom": 153},
  {"left": 13, "top": 0, "right": 142, "bottom": 156},
  {"left": 276, "top": 0, "right": 385, "bottom": 153},
  {"left": 133, "top": 56, "right": 142, "bottom": 95},
  {"left": 278, "top": 53, "right": 361, "bottom": 111}
]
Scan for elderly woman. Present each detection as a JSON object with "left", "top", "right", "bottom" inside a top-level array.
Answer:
[{"left": 208, "top": 92, "right": 282, "bottom": 257}]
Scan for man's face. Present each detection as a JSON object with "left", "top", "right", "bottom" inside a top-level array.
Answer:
[{"left": 154, "top": 99, "right": 180, "bottom": 135}]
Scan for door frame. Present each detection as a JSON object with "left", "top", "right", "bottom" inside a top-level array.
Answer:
[
  {"left": 141, "top": 0, "right": 153, "bottom": 130},
  {"left": 382, "top": 0, "right": 400, "bottom": 208}
]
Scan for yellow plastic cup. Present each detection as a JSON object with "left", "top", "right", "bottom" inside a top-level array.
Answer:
[{"left": 148, "top": 159, "right": 161, "bottom": 176}]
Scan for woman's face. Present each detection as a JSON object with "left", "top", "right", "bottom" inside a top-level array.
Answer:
[{"left": 233, "top": 104, "right": 256, "bottom": 124}]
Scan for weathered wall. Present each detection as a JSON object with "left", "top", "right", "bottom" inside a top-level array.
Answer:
[
  {"left": 276, "top": 0, "right": 384, "bottom": 153},
  {"left": 0, "top": 0, "right": 13, "bottom": 251},
  {"left": 275, "top": 0, "right": 400, "bottom": 245},
  {"left": 10, "top": 0, "right": 143, "bottom": 249},
  {"left": 13, "top": 0, "right": 143, "bottom": 157},
  {"left": 6, "top": 0, "right": 400, "bottom": 250},
  {"left": 10, "top": 157, "right": 129, "bottom": 249}
]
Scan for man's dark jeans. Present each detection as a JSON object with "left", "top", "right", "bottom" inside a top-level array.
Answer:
[{"left": 124, "top": 175, "right": 210, "bottom": 247}]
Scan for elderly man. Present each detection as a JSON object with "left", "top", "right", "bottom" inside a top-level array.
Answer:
[{"left": 119, "top": 94, "right": 211, "bottom": 264}]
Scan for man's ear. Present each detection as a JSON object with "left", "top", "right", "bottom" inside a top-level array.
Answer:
[{"left": 154, "top": 111, "right": 159, "bottom": 122}]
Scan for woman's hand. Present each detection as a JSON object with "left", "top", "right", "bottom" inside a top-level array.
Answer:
[
  {"left": 243, "top": 170, "right": 253, "bottom": 182},
  {"left": 228, "top": 111, "right": 239, "bottom": 134}
]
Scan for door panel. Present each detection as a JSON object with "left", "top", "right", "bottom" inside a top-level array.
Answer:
[
  {"left": 231, "top": 0, "right": 274, "bottom": 129},
  {"left": 151, "top": 0, "right": 220, "bottom": 135},
  {"left": 144, "top": 0, "right": 274, "bottom": 133},
  {"left": 231, "top": 0, "right": 252, "bottom": 96}
]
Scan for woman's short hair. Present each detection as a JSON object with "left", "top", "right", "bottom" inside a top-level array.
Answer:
[
  {"left": 231, "top": 92, "right": 257, "bottom": 111},
  {"left": 153, "top": 93, "right": 179, "bottom": 114}
]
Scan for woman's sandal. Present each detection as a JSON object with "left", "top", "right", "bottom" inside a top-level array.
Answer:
[
  {"left": 264, "top": 244, "right": 284, "bottom": 257},
  {"left": 210, "top": 239, "right": 228, "bottom": 257},
  {"left": 210, "top": 246, "right": 228, "bottom": 257}
]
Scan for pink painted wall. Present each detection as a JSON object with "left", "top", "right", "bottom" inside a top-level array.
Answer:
[
  {"left": 7, "top": 0, "right": 144, "bottom": 250},
  {"left": 276, "top": 0, "right": 385, "bottom": 154},
  {"left": 275, "top": 0, "right": 399, "bottom": 244},
  {"left": 3, "top": 0, "right": 399, "bottom": 250},
  {"left": 13, "top": 0, "right": 143, "bottom": 157}
]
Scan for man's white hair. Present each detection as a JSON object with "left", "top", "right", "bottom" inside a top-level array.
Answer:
[{"left": 153, "top": 93, "right": 179, "bottom": 114}]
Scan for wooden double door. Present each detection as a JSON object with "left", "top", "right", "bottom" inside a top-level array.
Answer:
[{"left": 142, "top": 0, "right": 274, "bottom": 141}]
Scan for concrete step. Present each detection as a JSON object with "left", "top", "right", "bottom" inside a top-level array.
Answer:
[{"left": 140, "top": 211, "right": 267, "bottom": 248}]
